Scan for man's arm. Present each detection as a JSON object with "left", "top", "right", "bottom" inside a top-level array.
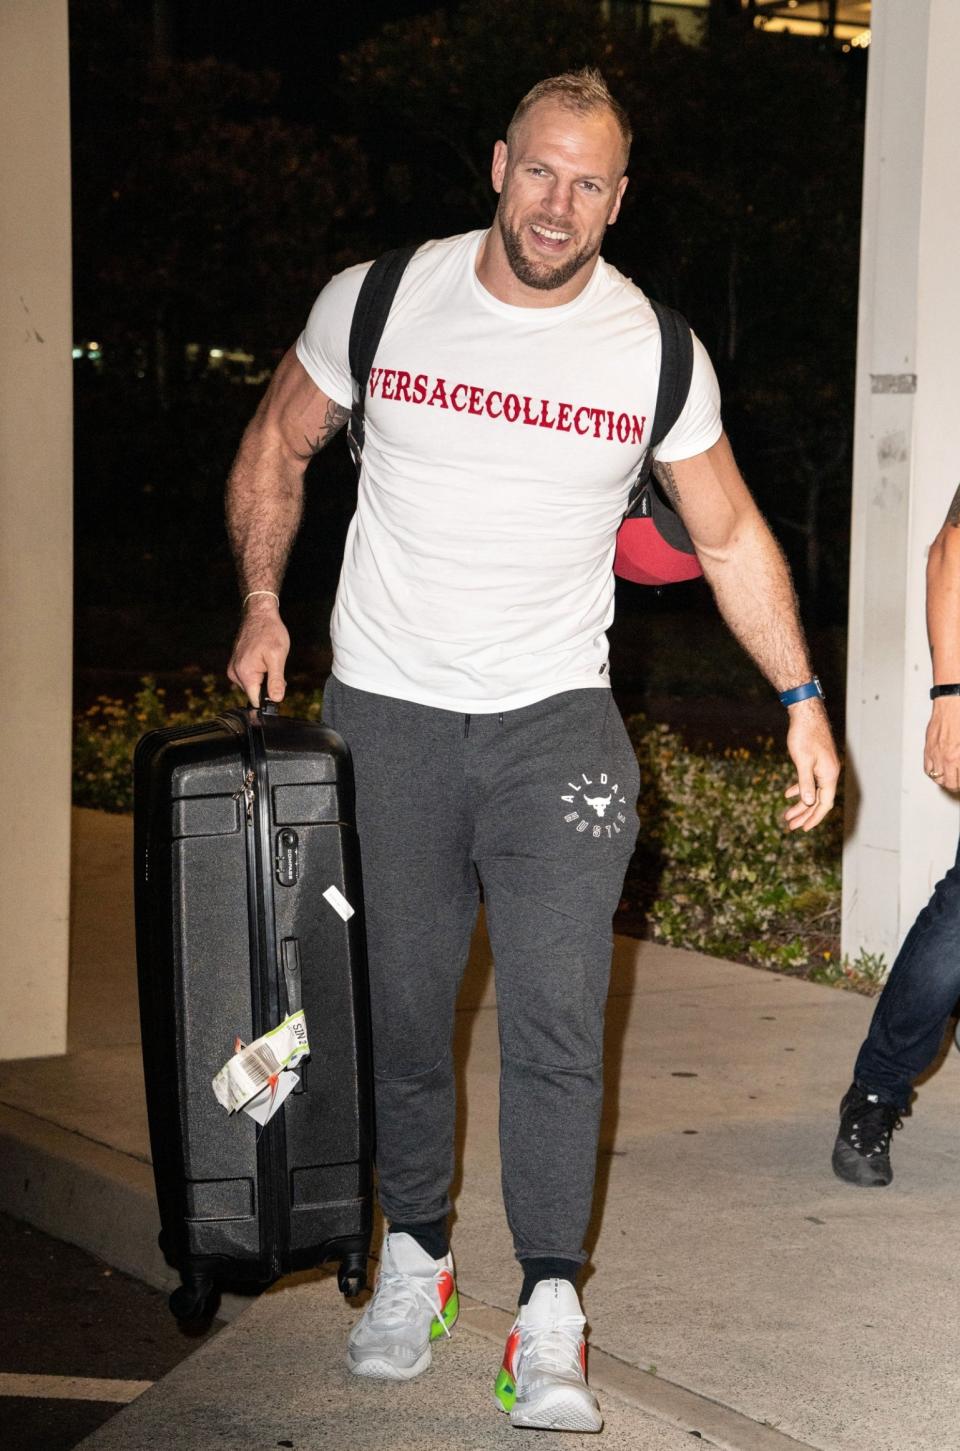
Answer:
[
  {"left": 923, "top": 486, "right": 960, "bottom": 790},
  {"left": 653, "top": 430, "right": 840, "bottom": 832},
  {"left": 225, "top": 347, "right": 350, "bottom": 704}
]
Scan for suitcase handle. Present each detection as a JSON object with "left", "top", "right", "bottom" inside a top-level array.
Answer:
[{"left": 259, "top": 681, "right": 280, "bottom": 716}]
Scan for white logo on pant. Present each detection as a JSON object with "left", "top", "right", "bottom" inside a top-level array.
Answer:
[{"left": 561, "top": 773, "right": 628, "bottom": 839}]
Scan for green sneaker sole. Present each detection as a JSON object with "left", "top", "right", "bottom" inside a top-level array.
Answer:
[
  {"left": 494, "top": 1367, "right": 517, "bottom": 1412},
  {"left": 430, "top": 1289, "right": 459, "bottom": 1341}
]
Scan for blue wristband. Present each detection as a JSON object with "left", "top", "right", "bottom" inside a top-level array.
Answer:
[{"left": 779, "top": 677, "right": 824, "bottom": 707}]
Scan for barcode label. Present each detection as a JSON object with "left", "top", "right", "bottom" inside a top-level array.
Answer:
[
  {"left": 212, "top": 1009, "right": 311, "bottom": 1115},
  {"left": 235, "top": 1041, "right": 281, "bottom": 1089}
]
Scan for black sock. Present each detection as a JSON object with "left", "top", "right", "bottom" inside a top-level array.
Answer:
[
  {"left": 388, "top": 1217, "right": 449, "bottom": 1260},
  {"left": 518, "top": 1256, "right": 581, "bottom": 1306}
]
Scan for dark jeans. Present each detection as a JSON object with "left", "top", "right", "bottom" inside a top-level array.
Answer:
[{"left": 854, "top": 839, "right": 960, "bottom": 1110}]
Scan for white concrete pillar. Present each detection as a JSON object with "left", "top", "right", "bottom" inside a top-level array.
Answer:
[
  {"left": 843, "top": 0, "right": 960, "bottom": 969},
  {"left": 0, "top": 0, "right": 73, "bottom": 1057}
]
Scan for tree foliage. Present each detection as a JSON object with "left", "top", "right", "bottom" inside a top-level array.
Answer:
[
  {"left": 72, "top": 0, "right": 372, "bottom": 363},
  {"left": 70, "top": 0, "right": 366, "bottom": 632}
]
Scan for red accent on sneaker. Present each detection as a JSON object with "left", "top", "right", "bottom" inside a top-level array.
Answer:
[
  {"left": 437, "top": 1270, "right": 455, "bottom": 1311},
  {"left": 502, "top": 1327, "right": 522, "bottom": 1376}
]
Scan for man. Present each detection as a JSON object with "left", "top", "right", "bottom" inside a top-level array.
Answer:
[
  {"left": 833, "top": 492, "right": 960, "bottom": 1189},
  {"left": 227, "top": 69, "right": 839, "bottom": 1433}
]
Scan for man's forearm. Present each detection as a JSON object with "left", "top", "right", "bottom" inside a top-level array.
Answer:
[
  {"left": 697, "top": 514, "right": 812, "bottom": 693},
  {"left": 652, "top": 443, "right": 837, "bottom": 828},
  {"left": 226, "top": 422, "right": 306, "bottom": 600},
  {"left": 699, "top": 510, "right": 837, "bottom": 827},
  {"left": 653, "top": 445, "right": 814, "bottom": 694}
]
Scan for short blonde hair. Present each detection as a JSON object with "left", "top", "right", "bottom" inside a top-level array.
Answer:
[{"left": 506, "top": 68, "right": 632, "bottom": 174}]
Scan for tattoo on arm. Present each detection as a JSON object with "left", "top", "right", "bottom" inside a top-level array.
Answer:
[
  {"left": 652, "top": 459, "right": 682, "bottom": 510},
  {"left": 946, "top": 482, "right": 960, "bottom": 528},
  {"left": 297, "top": 399, "right": 351, "bottom": 459}
]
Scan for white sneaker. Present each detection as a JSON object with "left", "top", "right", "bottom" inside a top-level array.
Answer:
[
  {"left": 346, "top": 1232, "right": 458, "bottom": 1380},
  {"left": 494, "top": 1278, "right": 602, "bottom": 1432}
]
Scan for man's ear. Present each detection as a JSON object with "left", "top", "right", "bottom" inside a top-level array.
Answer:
[
  {"left": 607, "top": 174, "right": 629, "bottom": 227},
  {"left": 491, "top": 139, "right": 508, "bottom": 196}
]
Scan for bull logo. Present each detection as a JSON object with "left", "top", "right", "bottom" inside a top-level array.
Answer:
[{"left": 560, "top": 772, "right": 629, "bottom": 839}]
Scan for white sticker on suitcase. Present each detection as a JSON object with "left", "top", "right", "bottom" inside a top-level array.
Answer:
[
  {"left": 323, "top": 884, "right": 355, "bottom": 921},
  {"left": 212, "top": 1009, "right": 310, "bottom": 1118}
]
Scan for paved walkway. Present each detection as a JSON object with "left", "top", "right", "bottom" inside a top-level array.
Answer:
[{"left": 3, "top": 809, "right": 960, "bottom": 1450}]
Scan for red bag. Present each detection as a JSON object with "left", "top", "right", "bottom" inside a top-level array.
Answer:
[
  {"left": 613, "top": 299, "right": 702, "bottom": 587},
  {"left": 613, "top": 479, "right": 702, "bottom": 586}
]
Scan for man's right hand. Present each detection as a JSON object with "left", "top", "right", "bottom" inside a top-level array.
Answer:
[{"left": 227, "top": 597, "right": 291, "bottom": 706}]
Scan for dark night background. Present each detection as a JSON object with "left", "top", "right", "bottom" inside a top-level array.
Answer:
[{"left": 70, "top": 0, "right": 865, "bottom": 721}]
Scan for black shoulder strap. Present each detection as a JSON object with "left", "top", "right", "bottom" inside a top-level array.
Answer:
[
  {"left": 648, "top": 298, "right": 694, "bottom": 455},
  {"left": 624, "top": 298, "right": 694, "bottom": 517},
  {"left": 346, "top": 244, "right": 419, "bottom": 472}
]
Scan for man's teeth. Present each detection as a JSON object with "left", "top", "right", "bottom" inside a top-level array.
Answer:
[{"left": 531, "top": 225, "right": 570, "bottom": 242}]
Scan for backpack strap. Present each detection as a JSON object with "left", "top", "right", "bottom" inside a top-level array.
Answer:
[
  {"left": 346, "top": 244, "right": 419, "bottom": 473},
  {"left": 624, "top": 298, "right": 694, "bottom": 514},
  {"left": 648, "top": 299, "right": 694, "bottom": 454}
]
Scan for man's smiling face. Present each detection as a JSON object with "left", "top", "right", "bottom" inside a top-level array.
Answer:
[{"left": 491, "top": 100, "right": 628, "bottom": 297}]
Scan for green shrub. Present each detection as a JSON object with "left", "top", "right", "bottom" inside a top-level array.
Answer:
[
  {"left": 73, "top": 675, "right": 324, "bottom": 813},
  {"left": 626, "top": 716, "right": 851, "bottom": 982}
]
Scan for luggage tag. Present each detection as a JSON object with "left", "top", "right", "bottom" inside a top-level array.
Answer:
[
  {"left": 243, "top": 1069, "right": 299, "bottom": 1126},
  {"left": 212, "top": 1009, "right": 310, "bottom": 1125}
]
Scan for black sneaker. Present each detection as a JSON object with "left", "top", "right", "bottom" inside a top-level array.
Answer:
[{"left": 832, "top": 1082, "right": 903, "bottom": 1187}]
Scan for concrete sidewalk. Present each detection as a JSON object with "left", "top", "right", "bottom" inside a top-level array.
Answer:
[{"left": 3, "top": 809, "right": 960, "bottom": 1450}]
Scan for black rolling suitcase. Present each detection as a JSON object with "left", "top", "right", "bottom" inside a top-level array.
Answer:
[{"left": 133, "top": 696, "right": 373, "bottom": 1319}]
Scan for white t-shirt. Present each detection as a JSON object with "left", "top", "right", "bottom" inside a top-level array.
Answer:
[{"left": 296, "top": 229, "right": 722, "bottom": 713}]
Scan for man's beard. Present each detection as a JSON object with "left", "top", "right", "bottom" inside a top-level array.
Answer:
[{"left": 497, "top": 210, "right": 602, "bottom": 291}]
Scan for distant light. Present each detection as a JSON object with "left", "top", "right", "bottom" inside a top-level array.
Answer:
[
  {"left": 89, "top": 349, "right": 102, "bottom": 360},
  {"left": 87, "top": 341, "right": 100, "bottom": 351},
  {"left": 209, "top": 348, "right": 224, "bottom": 358},
  {"left": 72, "top": 347, "right": 83, "bottom": 359},
  {"left": 754, "top": 15, "right": 865, "bottom": 41}
]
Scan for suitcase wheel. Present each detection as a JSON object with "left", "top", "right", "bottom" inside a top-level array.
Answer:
[
  {"left": 169, "top": 1272, "right": 216, "bottom": 1322},
  {"left": 337, "top": 1252, "right": 368, "bottom": 1298}
]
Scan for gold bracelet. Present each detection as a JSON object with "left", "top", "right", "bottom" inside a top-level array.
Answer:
[{"left": 242, "top": 590, "right": 280, "bottom": 609}]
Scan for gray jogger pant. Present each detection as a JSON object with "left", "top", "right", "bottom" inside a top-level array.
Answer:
[{"left": 321, "top": 677, "right": 640, "bottom": 1264}]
